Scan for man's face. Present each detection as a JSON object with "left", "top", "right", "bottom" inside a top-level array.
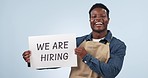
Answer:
[{"left": 90, "top": 8, "right": 109, "bottom": 33}]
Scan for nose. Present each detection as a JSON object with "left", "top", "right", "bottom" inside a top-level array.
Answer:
[{"left": 94, "top": 16, "right": 102, "bottom": 22}]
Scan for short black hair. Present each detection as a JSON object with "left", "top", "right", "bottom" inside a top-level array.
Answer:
[{"left": 89, "top": 3, "right": 110, "bottom": 18}]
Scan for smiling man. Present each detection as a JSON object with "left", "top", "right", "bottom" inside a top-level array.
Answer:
[
  {"left": 70, "top": 3, "right": 126, "bottom": 78},
  {"left": 22, "top": 3, "right": 126, "bottom": 78}
]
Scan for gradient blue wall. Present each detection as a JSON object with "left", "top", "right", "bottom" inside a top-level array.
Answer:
[{"left": 0, "top": 0, "right": 148, "bottom": 78}]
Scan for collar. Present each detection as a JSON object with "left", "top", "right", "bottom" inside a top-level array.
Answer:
[{"left": 85, "top": 30, "right": 113, "bottom": 43}]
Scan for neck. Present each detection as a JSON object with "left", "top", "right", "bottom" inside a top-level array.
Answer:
[{"left": 92, "top": 30, "right": 107, "bottom": 39}]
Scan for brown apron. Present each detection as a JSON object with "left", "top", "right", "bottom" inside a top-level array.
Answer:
[{"left": 69, "top": 40, "right": 110, "bottom": 78}]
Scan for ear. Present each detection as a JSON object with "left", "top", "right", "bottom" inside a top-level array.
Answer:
[
  {"left": 89, "top": 18, "right": 91, "bottom": 22},
  {"left": 89, "top": 18, "right": 93, "bottom": 22},
  {"left": 108, "top": 17, "right": 110, "bottom": 21},
  {"left": 107, "top": 18, "right": 110, "bottom": 24}
]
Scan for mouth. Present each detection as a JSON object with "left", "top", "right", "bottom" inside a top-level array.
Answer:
[{"left": 95, "top": 22, "right": 103, "bottom": 27}]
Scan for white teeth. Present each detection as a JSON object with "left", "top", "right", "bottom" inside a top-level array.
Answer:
[{"left": 96, "top": 22, "right": 103, "bottom": 25}]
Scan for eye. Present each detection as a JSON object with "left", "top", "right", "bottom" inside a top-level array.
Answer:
[
  {"left": 100, "top": 14, "right": 107, "bottom": 18},
  {"left": 100, "top": 15, "right": 106, "bottom": 18},
  {"left": 91, "top": 15, "right": 97, "bottom": 18}
]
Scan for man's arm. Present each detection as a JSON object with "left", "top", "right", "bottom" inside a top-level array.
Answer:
[{"left": 82, "top": 43, "right": 126, "bottom": 78}]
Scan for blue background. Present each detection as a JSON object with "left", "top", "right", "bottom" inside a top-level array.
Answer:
[{"left": 1, "top": 0, "right": 148, "bottom": 78}]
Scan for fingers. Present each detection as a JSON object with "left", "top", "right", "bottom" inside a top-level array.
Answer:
[
  {"left": 75, "top": 48, "right": 81, "bottom": 54},
  {"left": 75, "top": 47, "right": 87, "bottom": 58},
  {"left": 22, "top": 50, "right": 31, "bottom": 63},
  {"left": 75, "top": 48, "right": 82, "bottom": 55}
]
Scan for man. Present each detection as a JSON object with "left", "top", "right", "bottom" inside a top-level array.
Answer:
[{"left": 23, "top": 3, "right": 126, "bottom": 78}]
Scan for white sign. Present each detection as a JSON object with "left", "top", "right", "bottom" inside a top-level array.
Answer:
[{"left": 29, "top": 34, "right": 77, "bottom": 69}]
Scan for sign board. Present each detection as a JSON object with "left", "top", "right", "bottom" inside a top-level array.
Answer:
[{"left": 28, "top": 34, "right": 77, "bottom": 69}]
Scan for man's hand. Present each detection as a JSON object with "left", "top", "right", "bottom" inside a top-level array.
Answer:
[
  {"left": 75, "top": 47, "right": 87, "bottom": 59},
  {"left": 22, "top": 50, "right": 31, "bottom": 63}
]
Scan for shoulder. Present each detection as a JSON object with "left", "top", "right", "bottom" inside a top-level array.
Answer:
[
  {"left": 76, "top": 34, "right": 90, "bottom": 47},
  {"left": 111, "top": 37, "right": 126, "bottom": 47},
  {"left": 76, "top": 34, "right": 89, "bottom": 41},
  {"left": 111, "top": 37, "right": 125, "bottom": 45},
  {"left": 110, "top": 37, "right": 126, "bottom": 52}
]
